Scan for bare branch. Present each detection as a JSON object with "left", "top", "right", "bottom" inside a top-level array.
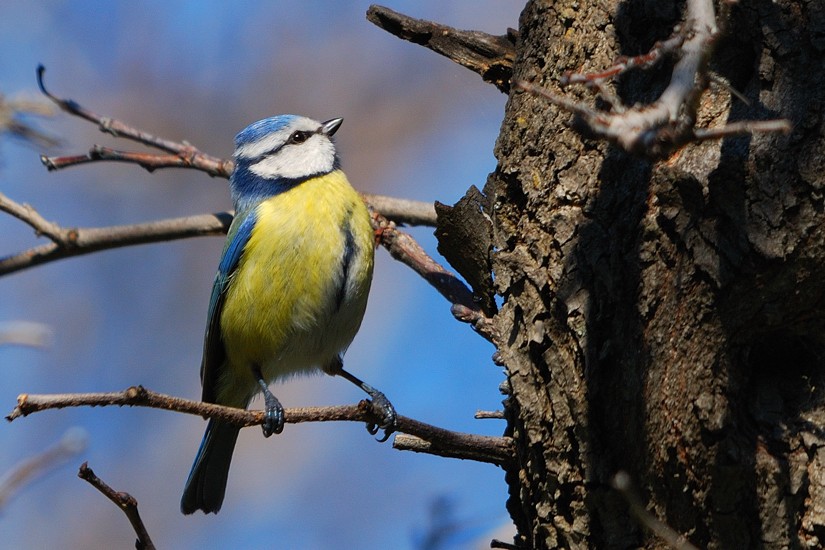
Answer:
[
  {"left": 363, "top": 193, "right": 436, "bottom": 227},
  {"left": 366, "top": 5, "right": 516, "bottom": 93},
  {"left": 474, "top": 410, "right": 505, "bottom": 420},
  {"left": 38, "top": 64, "right": 206, "bottom": 157},
  {"left": 612, "top": 472, "right": 699, "bottom": 550},
  {"left": 394, "top": 433, "right": 511, "bottom": 467},
  {"left": 6, "top": 386, "right": 515, "bottom": 466},
  {"left": 693, "top": 119, "right": 792, "bottom": 142},
  {"left": 450, "top": 303, "right": 497, "bottom": 342},
  {"left": 371, "top": 211, "right": 497, "bottom": 342},
  {"left": 0, "top": 192, "right": 232, "bottom": 276},
  {"left": 42, "top": 145, "right": 232, "bottom": 178},
  {"left": 0, "top": 427, "right": 87, "bottom": 512},
  {"left": 518, "top": 0, "right": 791, "bottom": 158},
  {"left": 560, "top": 31, "right": 687, "bottom": 87},
  {"left": 78, "top": 463, "right": 155, "bottom": 550},
  {"left": 39, "top": 147, "right": 438, "bottom": 226},
  {"left": 0, "top": 191, "right": 65, "bottom": 243}
]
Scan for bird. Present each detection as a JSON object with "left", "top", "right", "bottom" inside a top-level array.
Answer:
[{"left": 181, "top": 115, "right": 396, "bottom": 515}]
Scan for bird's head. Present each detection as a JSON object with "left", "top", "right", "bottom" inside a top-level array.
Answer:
[{"left": 229, "top": 115, "right": 343, "bottom": 208}]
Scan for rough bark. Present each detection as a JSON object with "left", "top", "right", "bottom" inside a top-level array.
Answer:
[{"left": 486, "top": 1, "right": 825, "bottom": 548}]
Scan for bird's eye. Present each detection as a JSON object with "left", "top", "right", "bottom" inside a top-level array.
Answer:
[{"left": 289, "top": 131, "right": 310, "bottom": 144}]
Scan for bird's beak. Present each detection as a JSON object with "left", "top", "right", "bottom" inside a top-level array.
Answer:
[{"left": 321, "top": 117, "right": 343, "bottom": 136}]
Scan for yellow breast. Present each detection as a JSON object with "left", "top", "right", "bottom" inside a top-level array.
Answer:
[{"left": 219, "top": 170, "right": 374, "bottom": 390}]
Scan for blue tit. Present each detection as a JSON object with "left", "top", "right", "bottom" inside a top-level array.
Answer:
[{"left": 181, "top": 115, "right": 396, "bottom": 515}]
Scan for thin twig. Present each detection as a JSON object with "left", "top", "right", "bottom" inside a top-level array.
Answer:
[
  {"left": 0, "top": 427, "right": 87, "bottom": 511},
  {"left": 78, "top": 463, "right": 155, "bottom": 550},
  {"left": 41, "top": 147, "right": 439, "bottom": 226},
  {"left": 612, "top": 471, "right": 699, "bottom": 550},
  {"left": 6, "top": 386, "right": 515, "bottom": 466},
  {"left": 40, "top": 147, "right": 439, "bottom": 227},
  {"left": 692, "top": 119, "right": 792, "bottom": 141},
  {"left": 41, "top": 145, "right": 231, "bottom": 178},
  {"left": 0, "top": 191, "right": 65, "bottom": 243},
  {"left": 39, "top": 64, "right": 202, "bottom": 158},
  {"left": 560, "top": 31, "right": 687, "bottom": 87},
  {"left": 366, "top": 5, "right": 516, "bottom": 93},
  {"left": 474, "top": 410, "right": 505, "bottom": 419}
]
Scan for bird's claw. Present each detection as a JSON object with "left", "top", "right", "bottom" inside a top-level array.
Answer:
[
  {"left": 365, "top": 391, "right": 397, "bottom": 442},
  {"left": 262, "top": 400, "right": 284, "bottom": 437}
]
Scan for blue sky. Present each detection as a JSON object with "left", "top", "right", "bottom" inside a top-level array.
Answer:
[{"left": 0, "top": 2, "right": 522, "bottom": 548}]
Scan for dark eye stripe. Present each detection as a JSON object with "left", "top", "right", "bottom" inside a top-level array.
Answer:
[
  {"left": 246, "top": 128, "right": 321, "bottom": 162},
  {"left": 288, "top": 130, "right": 313, "bottom": 144}
]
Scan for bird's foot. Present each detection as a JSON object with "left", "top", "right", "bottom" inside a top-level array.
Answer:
[
  {"left": 254, "top": 372, "right": 284, "bottom": 437},
  {"left": 261, "top": 393, "right": 284, "bottom": 437},
  {"left": 363, "top": 388, "right": 397, "bottom": 443}
]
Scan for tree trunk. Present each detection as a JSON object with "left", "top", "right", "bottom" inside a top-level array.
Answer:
[{"left": 489, "top": 0, "right": 825, "bottom": 548}]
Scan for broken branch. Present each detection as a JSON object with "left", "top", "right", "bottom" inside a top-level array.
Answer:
[{"left": 366, "top": 5, "right": 516, "bottom": 93}]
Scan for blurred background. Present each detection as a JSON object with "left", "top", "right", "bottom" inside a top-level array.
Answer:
[{"left": 0, "top": 1, "right": 521, "bottom": 548}]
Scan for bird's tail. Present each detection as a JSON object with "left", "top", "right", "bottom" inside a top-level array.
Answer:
[{"left": 180, "top": 419, "right": 240, "bottom": 514}]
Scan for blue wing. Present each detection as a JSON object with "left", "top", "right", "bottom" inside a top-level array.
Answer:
[{"left": 200, "top": 208, "right": 258, "bottom": 404}]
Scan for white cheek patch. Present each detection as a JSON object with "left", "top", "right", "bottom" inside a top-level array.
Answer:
[{"left": 249, "top": 136, "right": 336, "bottom": 180}]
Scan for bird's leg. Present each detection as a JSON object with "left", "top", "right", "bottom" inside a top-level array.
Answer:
[
  {"left": 326, "top": 356, "right": 397, "bottom": 442},
  {"left": 252, "top": 365, "right": 284, "bottom": 437}
]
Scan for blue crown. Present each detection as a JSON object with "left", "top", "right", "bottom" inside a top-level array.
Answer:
[{"left": 234, "top": 115, "right": 299, "bottom": 147}]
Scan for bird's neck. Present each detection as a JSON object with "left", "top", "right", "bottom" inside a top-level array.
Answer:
[{"left": 230, "top": 161, "right": 339, "bottom": 213}]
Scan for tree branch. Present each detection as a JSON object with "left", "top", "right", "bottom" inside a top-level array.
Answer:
[
  {"left": 372, "top": 211, "right": 497, "bottom": 342},
  {"left": 394, "top": 433, "right": 511, "bottom": 467},
  {"left": 516, "top": 0, "right": 791, "bottom": 158},
  {"left": 0, "top": 191, "right": 232, "bottom": 276},
  {"left": 6, "top": 386, "right": 515, "bottom": 466},
  {"left": 38, "top": 64, "right": 205, "bottom": 158},
  {"left": 78, "top": 463, "right": 155, "bottom": 550},
  {"left": 363, "top": 193, "right": 436, "bottom": 227},
  {"left": 41, "top": 145, "right": 232, "bottom": 178},
  {"left": 366, "top": 5, "right": 516, "bottom": 93}
]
